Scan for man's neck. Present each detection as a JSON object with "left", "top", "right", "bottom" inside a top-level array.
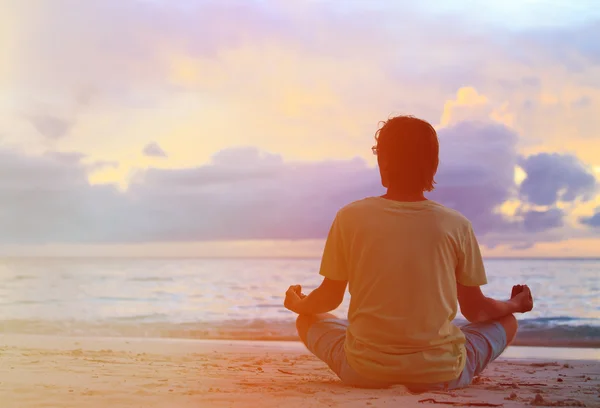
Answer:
[{"left": 382, "top": 188, "right": 427, "bottom": 202}]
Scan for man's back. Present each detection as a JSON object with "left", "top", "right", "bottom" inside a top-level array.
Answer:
[
  {"left": 285, "top": 115, "right": 532, "bottom": 390},
  {"left": 319, "top": 196, "right": 487, "bottom": 383}
]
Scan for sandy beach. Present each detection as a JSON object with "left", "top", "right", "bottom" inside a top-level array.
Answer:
[{"left": 1, "top": 334, "right": 598, "bottom": 408}]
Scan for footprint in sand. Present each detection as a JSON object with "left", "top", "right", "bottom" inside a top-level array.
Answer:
[
  {"left": 183, "top": 390, "right": 203, "bottom": 396},
  {"left": 141, "top": 382, "right": 165, "bottom": 389},
  {"left": 81, "top": 390, "right": 98, "bottom": 396}
]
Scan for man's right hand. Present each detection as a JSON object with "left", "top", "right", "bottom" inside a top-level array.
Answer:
[{"left": 510, "top": 285, "right": 534, "bottom": 313}]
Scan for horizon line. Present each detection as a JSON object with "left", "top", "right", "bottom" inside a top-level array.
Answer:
[{"left": 0, "top": 255, "right": 599, "bottom": 261}]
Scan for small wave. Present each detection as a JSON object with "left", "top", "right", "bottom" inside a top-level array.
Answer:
[
  {"left": 238, "top": 304, "right": 282, "bottom": 309},
  {"left": 4, "top": 298, "right": 71, "bottom": 305},
  {"left": 11, "top": 275, "right": 35, "bottom": 281},
  {"left": 128, "top": 277, "right": 174, "bottom": 282},
  {"left": 111, "top": 313, "right": 171, "bottom": 321},
  {"left": 518, "top": 316, "right": 600, "bottom": 329},
  {"left": 94, "top": 296, "right": 157, "bottom": 302},
  {"left": 521, "top": 316, "right": 582, "bottom": 323}
]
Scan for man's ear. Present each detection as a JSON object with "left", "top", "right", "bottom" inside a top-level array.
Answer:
[{"left": 377, "top": 157, "right": 389, "bottom": 185}]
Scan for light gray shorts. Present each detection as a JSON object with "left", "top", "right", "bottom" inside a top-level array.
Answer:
[{"left": 305, "top": 319, "right": 508, "bottom": 391}]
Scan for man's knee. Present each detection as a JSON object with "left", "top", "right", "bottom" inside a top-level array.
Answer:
[
  {"left": 296, "top": 313, "right": 337, "bottom": 345},
  {"left": 296, "top": 314, "right": 314, "bottom": 345},
  {"left": 498, "top": 314, "right": 518, "bottom": 345}
]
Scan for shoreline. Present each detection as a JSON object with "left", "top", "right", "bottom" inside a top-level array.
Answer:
[
  {"left": 2, "top": 330, "right": 600, "bottom": 349},
  {"left": 3, "top": 319, "right": 599, "bottom": 349},
  {"left": 1, "top": 333, "right": 599, "bottom": 408},
  {"left": 2, "top": 333, "right": 599, "bottom": 360}
]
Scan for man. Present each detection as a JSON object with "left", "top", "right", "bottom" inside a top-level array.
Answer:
[{"left": 283, "top": 115, "right": 534, "bottom": 391}]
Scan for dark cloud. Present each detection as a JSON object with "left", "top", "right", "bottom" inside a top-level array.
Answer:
[
  {"left": 521, "top": 76, "right": 542, "bottom": 88},
  {"left": 26, "top": 115, "right": 72, "bottom": 140},
  {"left": 518, "top": 153, "right": 597, "bottom": 206},
  {"left": 135, "top": 147, "right": 282, "bottom": 187},
  {"left": 580, "top": 208, "right": 600, "bottom": 228},
  {"left": 522, "top": 209, "right": 564, "bottom": 233},
  {"left": 572, "top": 96, "right": 592, "bottom": 108},
  {"left": 430, "top": 121, "right": 518, "bottom": 236},
  {"left": 127, "top": 149, "right": 380, "bottom": 241},
  {"left": 0, "top": 149, "right": 129, "bottom": 244},
  {"left": 86, "top": 160, "right": 119, "bottom": 173},
  {"left": 44, "top": 151, "right": 86, "bottom": 164},
  {"left": 510, "top": 242, "right": 535, "bottom": 251},
  {"left": 40, "top": 151, "right": 118, "bottom": 173},
  {"left": 142, "top": 142, "right": 168, "bottom": 158},
  {"left": 75, "top": 86, "right": 96, "bottom": 108}
]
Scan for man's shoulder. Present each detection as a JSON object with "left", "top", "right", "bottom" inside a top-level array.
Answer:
[
  {"left": 429, "top": 201, "right": 473, "bottom": 228},
  {"left": 337, "top": 197, "right": 378, "bottom": 216},
  {"left": 336, "top": 198, "right": 474, "bottom": 229}
]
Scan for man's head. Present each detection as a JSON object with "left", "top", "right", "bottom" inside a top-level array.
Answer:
[{"left": 373, "top": 115, "right": 439, "bottom": 193}]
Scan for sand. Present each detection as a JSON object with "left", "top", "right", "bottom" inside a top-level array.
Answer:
[{"left": 1, "top": 334, "right": 598, "bottom": 408}]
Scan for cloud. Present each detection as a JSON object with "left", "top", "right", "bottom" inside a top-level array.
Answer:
[
  {"left": 126, "top": 147, "right": 380, "bottom": 241},
  {"left": 522, "top": 209, "right": 564, "bottom": 232},
  {"left": 0, "top": 148, "right": 130, "bottom": 244},
  {"left": 143, "top": 142, "right": 168, "bottom": 158},
  {"left": 5, "top": 0, "right": 600, "bottom": 155},
  {"left": 1, "top": 1, "right": 599, "bottom": 249},
  {"left": 518, "top": 153, "right": 597, "bottom": 206},
  {"left": 44, "top": 151, "right": 86, "bottom": 164},
  {"left": 580, "top": 208, "right": 600, "bottom": 228},
  {"left": 86, "top": 159, "right": 119, "bottom": 173},
  {"left": 26, "top": 114, "right": 72, "bottom": 140},
  {"left": 429, "top": 121, "right": 518, "bottom": 235},
  {"left": 1, "top": 0, "right": 598, "bottom": 201},
  {"left": 134, "top": 147, "right": 284, "bottom": 188},
  {"left": 0, "top": 118, "right": 597, "bottom": 247},
  {"left": 572, "top": 96, "right": 592, "bottom": 108},
  {"left": 438, "top": 87, "right": 513, "bottom": 128}
]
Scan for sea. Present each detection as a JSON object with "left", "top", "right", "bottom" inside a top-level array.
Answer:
[{"left": 1, "top": 257, "right": 598, "bottom": 347}]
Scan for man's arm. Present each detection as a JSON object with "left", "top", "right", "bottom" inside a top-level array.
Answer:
[
  {"left": 457, "top": 283, "right": 532, "bottom": 323},
  {"left": 286, "top": 278, "right": 347, "bottom": 315},
  {"left": 284, "top": 213, "right": 348, "bottom": 315}
]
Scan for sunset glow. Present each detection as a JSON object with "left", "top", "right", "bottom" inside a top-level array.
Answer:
[{"left": 1, "top": 0, "right": 599, "bottom": 257}]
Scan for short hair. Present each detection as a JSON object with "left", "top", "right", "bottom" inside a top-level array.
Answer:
[{"left": 374, "top": 115, "right": 439, "bottom": 192}]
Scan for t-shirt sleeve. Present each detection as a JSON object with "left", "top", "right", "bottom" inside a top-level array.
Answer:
[
  {"left": 456, "top": 222, "right": 488, "bottom": 286},
  {"left": 318, "top": 214, "right": 348, "bottom": 281}
]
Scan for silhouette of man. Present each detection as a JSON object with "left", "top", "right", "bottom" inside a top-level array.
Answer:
[{"left": 283, "top": 115, "right": 534, "bottom": 391}]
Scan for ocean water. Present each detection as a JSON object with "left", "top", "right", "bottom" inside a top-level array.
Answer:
[{"left": 0, "top": 257, "right": 598, "bottom": 345}]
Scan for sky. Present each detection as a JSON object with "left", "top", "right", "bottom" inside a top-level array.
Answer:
[{"left": 1, "top": 0, "right": 599, "bottom": 257}]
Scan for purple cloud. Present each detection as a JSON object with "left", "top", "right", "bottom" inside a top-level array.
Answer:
[
  {"left": 429, "top": 121, "right": 518, "bottom": 236},
  {"left": 26, "top": 115, "right": 72, "bottom": 140},
  {"left": 518, "top": 153, "right": 597, "bottom": 206},
  {"left": 522, "top": 209, "right": 564, "bottom": 233},
  {"left": 143, "top": 142, "right": 168, "bottom": 158},
  {"left": 0, "top": 120, "right": 597, "bottom": 246},
  {"left": 44, "top": 151, "right": 86, "bottom": 164},
  {"left": 580, "top": 208, "right": 600, "bottom": 228},
  {"left": 0, "top": 148, "right": 129, "bottom": 244},
  {"left": 127, "top": 148, "right": 380, "bottom": 241},
  {"left": 572, "top": 96, "right": 592, "bottom": 109}
]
